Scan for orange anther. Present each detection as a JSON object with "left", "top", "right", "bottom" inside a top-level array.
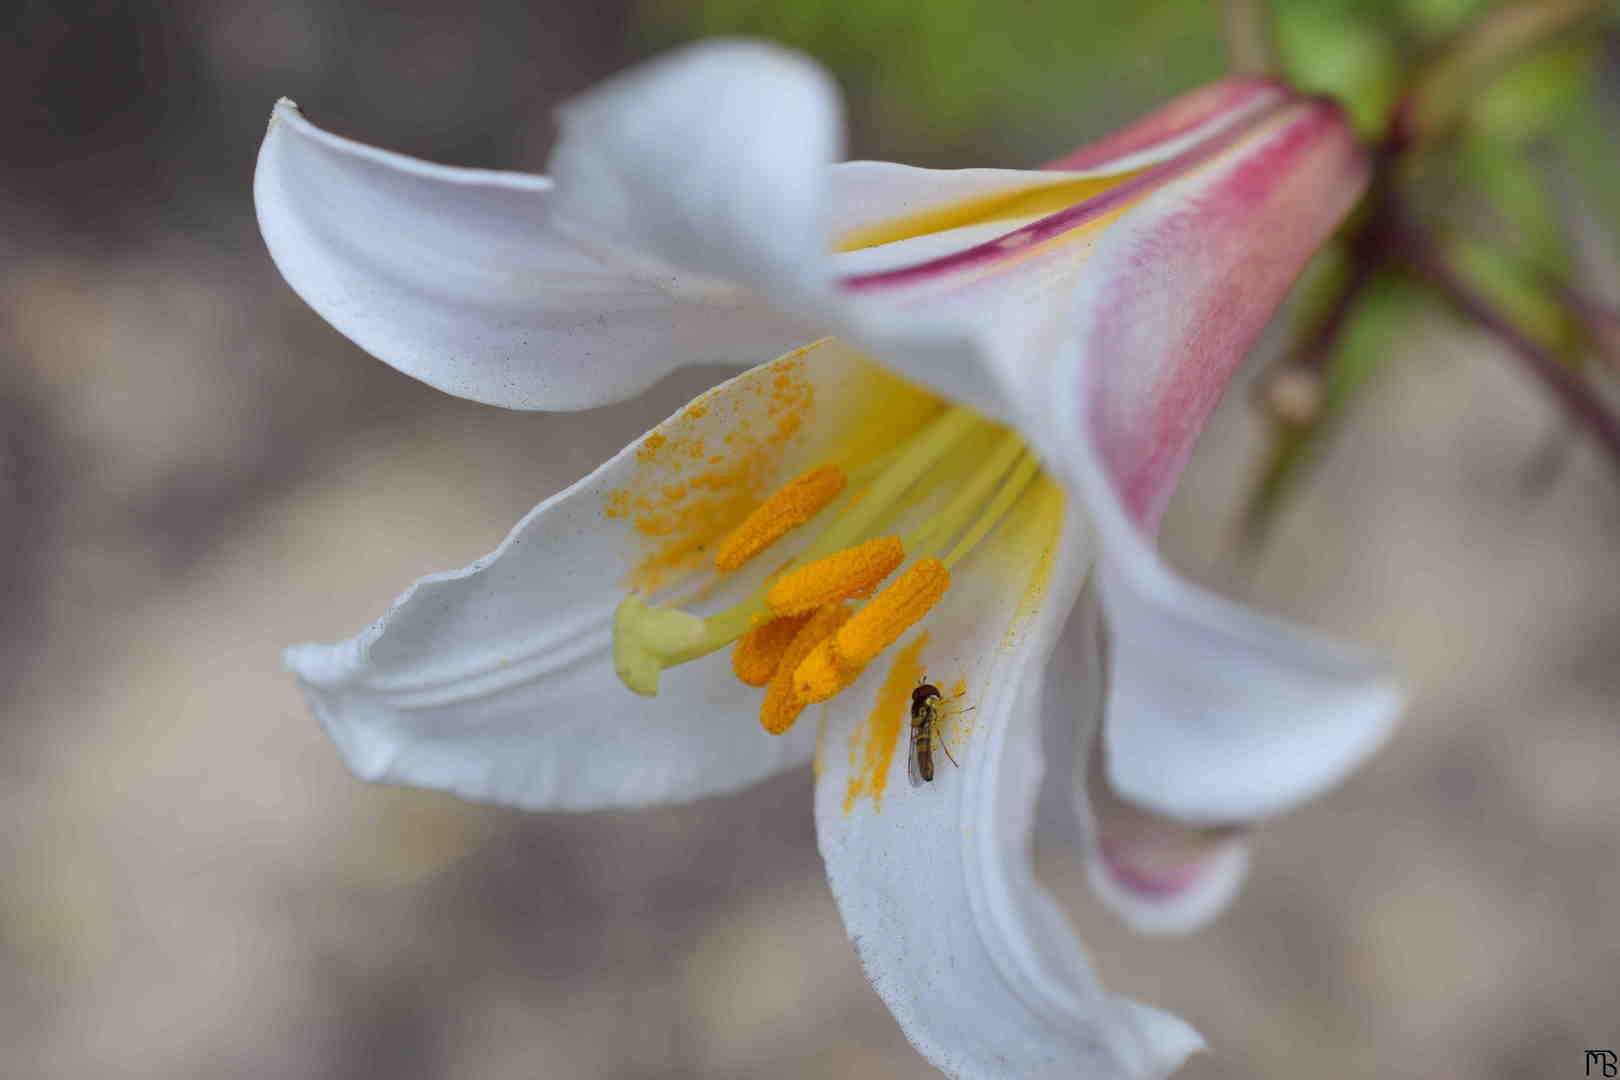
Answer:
[
  {"left": 766, "top": 536, "right": 905, "bottom": 616},
  {"left": 714, "top": 464, "right": 846, "bottom": 572},
  {"left": 731, "top": 612, "right": 812, "bottom": 687},
  {"left": 791, "top": 637, "right": 862, "bottom": 705},
  {"left": 834, "top": 559, "right": 950, "bottom": 668},
  {"left": 759, "top": 680, "right": 808, "bottom": 738},
  {"left": 759, "top": 603, "right": 850, "bottom": 735},
  {"left": 793, "top": 559, "right": 950, "bottom": 705}
]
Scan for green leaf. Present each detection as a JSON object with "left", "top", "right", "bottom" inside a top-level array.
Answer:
[
  {"left": 1273, "top": 0, "right": 1404, "bottom": 136},
  {"left": 1455, "top": 135, "right": 1565, "bottom": 269},
  {"left": 1445, "top": 233, "right": 1576, "bottom": 353},
  {"left": 1470, "top": 36, "right": 1597, "bottom": 139}
]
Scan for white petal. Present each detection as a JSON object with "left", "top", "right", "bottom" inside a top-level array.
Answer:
[
  {"left": 1042, "top": 101, "right": 1400, "bottom": 826},
  {"left": 1093, "top": 563, "right": 1401, "bottom": 825},
  {"left": 287, "top": 344, "right": 891, "bottom": 810},
  {"left": 546, "top": 39, "right": 841, "bottom": 297},
  {"left": 254, "top": 99, "right": 808, "bottom": 411},
  {"left": 825, "top": 159, "right": 1208, "bottom": 240},
  {"left": 814, "top": 500, "right": 1201, "bottom": 1079},
  {"left": 1051, "top": 598, "right": 1254, "bottom": 935},
  {"left": 1085, "top": 832, "right": 1251, "bottom": 937},
  {"left": 259, "top": 46, "right": 1295, "bottom": 431},
  {"left": 541, "top": 47, "right": 1296, "bottom": 428}
]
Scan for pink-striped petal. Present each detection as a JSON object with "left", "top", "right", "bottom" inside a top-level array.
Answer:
[
  {"left": 1046, "top": 95, "right": 1401, "bottom": 827},
  {"left": 264, "top": 44, "right": 1405, "bottom": 1076},
  {"left": 841, "top": 97, "right": 1290, "bottom": 294},
  {"left": 1084, "top": 768, "right": 1253, "bottom": 935},
  {"left": 814, "top": 504, "right": 1203, "bottom": 1080},
  {"left": 1045, "top": 78, "right": 1287, "bottom": 171}
]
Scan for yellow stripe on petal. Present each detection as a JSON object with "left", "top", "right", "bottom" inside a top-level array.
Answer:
[
  {"left": 835, "top": 172, "right": 1144, "bottom": 253},
  {"left": 842, "top": 633, "right": 928, "bottom": 814}
]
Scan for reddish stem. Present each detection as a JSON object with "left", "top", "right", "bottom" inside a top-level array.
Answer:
[
  {"left": 1396, "top": 224, "right": 1620, "bottom": 472},
  {"left": 1558, "top": 287, "right": 1620, "bottom": 372}
]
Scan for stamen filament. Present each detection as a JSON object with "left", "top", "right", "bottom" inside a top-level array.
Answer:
[
  {"left": 632, "top": 407, "right": 987, "bottom": 673},
  {"left": 904, "top": 430, "right": 1025, "bottom": 558},
  {"left": 796, "top": 406, "right": 986, "bottom": 564},
  {"left": 661, "top": 595, "right": 768, "bottom": 668},
  {"left": 843, "top": 439, "right": 908, "bottom": 488},
  {"left": 943, "top": 452, "right": 1040, "bottom": 569},
  {"left": 612, "top": 402, "right": 1025, "bottom": 700}
]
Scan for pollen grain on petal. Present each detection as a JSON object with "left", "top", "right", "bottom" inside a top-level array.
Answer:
[
  {"left": 842, "top": 633, "right": 928, "bottom": 814},
  {"left": 759, "top": 603, "right": 849, "bottom": 735},
  {"left": 766, "top": 535, "right": 904, "bottom": 615},
  {"left": 732, "top": 612, "right": 812, "bottom": 687},
  {"left": 606, "top": 349, "right": 820, "bottom": 592},
  {"left": 713, "top": 464, "right": 846, "bottom": 573},
  {"left": 834, "top": 558, "right": 951, "bottom": 668}
]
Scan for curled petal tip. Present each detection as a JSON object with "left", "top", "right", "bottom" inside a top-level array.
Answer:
[
  {"left": 1088, "top": 830, "right": 1253, "bottom": 936},
  {"left": 253, "top": 70, "right": 808, "bottom": 411},
  {"left": 1100, "top": 573, "right": 1403, "bottom": 825}
]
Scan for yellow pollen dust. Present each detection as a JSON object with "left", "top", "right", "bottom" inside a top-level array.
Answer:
[
  {"left": 713, "top": 464, "right": 845, "bottom": 573},
  {"left": 766, "top": 535, "right": 904, "bottom": 616},
  {"left": 605, "top": 346, "right": 818, "bottom": 594},
  {"left": 842, "top": 633, "right": 928, "bottom": 814},
  {"left": 793, "top": 558, "right": 951, "bottom": 703},
  {"left": 731, "top": 612, "right": 812, "bottom": 687},
  {"left": 608, "top": 387, "right": 1043, "bottom": 717},
  {"left": 759, "top": 604, "right": 849, "bottom": 735}
]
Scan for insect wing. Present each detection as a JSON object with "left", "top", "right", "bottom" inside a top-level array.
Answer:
[{"left": 907, "top": 737, "right": 925, "bottom": 787}]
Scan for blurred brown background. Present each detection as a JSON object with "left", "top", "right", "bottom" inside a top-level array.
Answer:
[{"left": 4, "top": 2, "right": 1618, "bottom": 1077}]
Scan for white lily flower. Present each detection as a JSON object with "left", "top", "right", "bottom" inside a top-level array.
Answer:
[{"left": 258, "top": 41, "right": 1402, "bottom": 1078}]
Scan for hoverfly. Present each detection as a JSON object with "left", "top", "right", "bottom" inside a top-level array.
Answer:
[{"left": 907, "top": 681, "right": 960, "bottom": 786}]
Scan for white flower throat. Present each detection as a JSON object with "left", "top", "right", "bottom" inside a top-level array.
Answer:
[{"left": 611, "top": 345, "right": 1048, "bottom": 736}]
